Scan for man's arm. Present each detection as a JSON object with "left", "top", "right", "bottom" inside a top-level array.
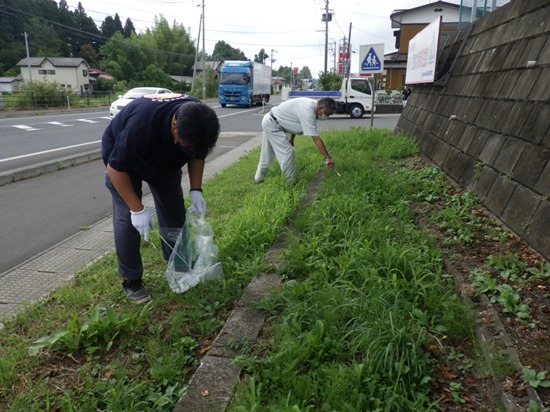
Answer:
[
  {"left": 311, "top": 135, "right": 335, "bottom": 169},
  {"left": 107, "top": 164, "right": 143, "bottom": 212},
  {"left": 187, "top": 157, "right": 205, "bottom": 189}
]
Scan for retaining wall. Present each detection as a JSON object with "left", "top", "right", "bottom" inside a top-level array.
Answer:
[{"left": 396, "top": 0, "right": 550, "bottom": 261}]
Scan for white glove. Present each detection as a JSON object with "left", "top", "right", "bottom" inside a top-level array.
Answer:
[
  {"left": 190, "top": 190, "right": 206, "bottom": 216},
  {"left": 130, "top": 208, "right": 153, "bottom": 242}
]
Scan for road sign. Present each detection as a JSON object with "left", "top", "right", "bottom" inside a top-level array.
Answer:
[
  {"left": 359, "top": 44, "right": 384, "bottom": 74},
  {"left": 293, "top": 67, "right": 299, "bottom": 73}
]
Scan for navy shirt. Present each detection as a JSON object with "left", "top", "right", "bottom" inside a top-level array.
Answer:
[{"left": 102, "top": 93, "right": 199, "bottom": 183}]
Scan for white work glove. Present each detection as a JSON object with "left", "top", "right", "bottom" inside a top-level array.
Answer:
[
  {"left": 130, "top": 208, "right": 153, "bottom": 242},
  {"left": 189, "top": 190, "right": 206, "bottom": 217}
]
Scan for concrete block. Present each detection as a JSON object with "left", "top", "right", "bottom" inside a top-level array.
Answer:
[
  {"left": 487, "top": 44, "right": 513, "bottom": 72},
  {"left": 475, "top": 100, "right": 498, "bottom": 129},
  {"left": 457, "top": 125, "right": 477, "bottom": 152},
  {"left": 502, "top": 185, "right": 541, "bottom": 236},
  {"left": 430, "top": 136, "right": 451, "bottom": 166},
  {"left": 467, "top": 129, "right": 491, "bottom": 157},
  {"left": 173, "top": 355, "right": 242, "bottom": 412},
  {"left": 493, "top": 137, "right": 525, "bottom": 175},
  {"left": 442, "top": 147, "right": 469, "bottom": 182},
  {"left": 523, "top": 201, "right": 550, "bottom": 259},
  {"left": 534, "top": 160, "right": 550, "bottom": 197},
  {"left": 503, "top": 39, "right": 530, "bottom": 69},
  {"left": 448, "top": 121, "right": 468, "bottom": 148},
  {"left": 520, "top": 103, "right": 550, "bottom": 145},
  {"left": 470, "top": 165, "right": 498, "bottom": 201},
  {"left": 529, "top": 66, "right": 550, "bottom": 102},
  {"left": 519, "top": 36, "right": 549, "bottom": 66},
  {"left": 513, "top": 144, "right": 550, "bottom": 188},
  {"left": 479, "top": 132, "right": 505, "bottom": 165},
  {"left": 480, "top": 72, "right": 505, "bottom": 99},
  {"left": 523, "top": 0, "right": 550, "bottom": 15},
  {"left": 524, "top": 7, "right": 550, "bottom": 37},
  {"left": 494, "top": 71, "right": 520, "bottom": 100},
  {"left": 459, "top": 156, "right": 481, "bottom": 187},
  {"left": 501, "top": 102, "right": 535, "bottom": 139},
  {"left": 510, "top": 68, "right": 541, "bottom": 101},
  {"left": 537, "top": 36, "right": 550, "bottom": 65},
  {"left": 483, "top": 174, "right": 518, "bottom": 216},
  {"left": 488, "top": 101, "right": 516, "bottom": 132},
  {"left": 462, "top": 99, "right": 484, "bottom": 124}
]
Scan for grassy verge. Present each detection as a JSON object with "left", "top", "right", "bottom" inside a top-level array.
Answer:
[{"left": 228, "top": 129, "right": 474, "bottom": 411}]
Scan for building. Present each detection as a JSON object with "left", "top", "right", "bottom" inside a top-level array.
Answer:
[
  {"left": 0, "top": 76, "right": 22, "bottom": 93},
  {"left": 16, "top": 57, "right": 91, "bottom": 94},
  {"left": 383, "top": 1, "right": 460, "bottom": 90}
]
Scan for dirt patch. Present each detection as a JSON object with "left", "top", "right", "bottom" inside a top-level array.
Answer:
[{"left": 411, "top": 157, "right": 550, "bottom": 411}]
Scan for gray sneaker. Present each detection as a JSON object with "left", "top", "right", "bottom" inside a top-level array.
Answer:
[{"left": 122, "top": 279, "right": 151, "bottom": 304}]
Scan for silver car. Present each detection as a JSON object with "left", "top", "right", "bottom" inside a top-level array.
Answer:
[{"left": 109, "top": 87, "right": 173, "bottom": 118}]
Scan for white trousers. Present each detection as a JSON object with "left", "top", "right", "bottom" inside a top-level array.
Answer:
[{"left": 254, "top": 113, "right": 296, "bottom": 183}]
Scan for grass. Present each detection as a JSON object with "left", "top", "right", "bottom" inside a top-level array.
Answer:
[{"left": 0, "top": 127, "right": 477, "bottom": 411}]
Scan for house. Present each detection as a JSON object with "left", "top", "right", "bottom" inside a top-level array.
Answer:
[
  {"left": 16, "top": 57, "right": 91, "bottom": 94},
  {"left": 0, "top": 76, "right": 22, "bottom": 93},
  {"left": 382, "top": 1, "right": 460, "bottom": 89}
]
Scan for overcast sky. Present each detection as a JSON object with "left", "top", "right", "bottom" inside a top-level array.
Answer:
[{"left": 59, "top": 0, "right": 461, "bottom": 75}]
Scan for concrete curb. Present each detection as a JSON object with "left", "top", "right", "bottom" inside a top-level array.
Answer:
[{"left": 0, "top": 150, "right": 103, "bottom": 187}]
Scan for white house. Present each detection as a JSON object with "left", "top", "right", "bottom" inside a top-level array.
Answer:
[{"left": 16, "top": 57, "right": 91, "bottom": 94}]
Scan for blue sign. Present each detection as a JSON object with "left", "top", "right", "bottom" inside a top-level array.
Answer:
[{"left": 361, "top": 47, "right": 381, "bottom": 71}]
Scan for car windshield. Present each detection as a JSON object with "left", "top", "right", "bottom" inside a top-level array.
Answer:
[
  {"left": 123, "top": 88, "right": 159, "bottom": 99},
  {"left": 219, "top": 73, "right": 249, "bottom": 85}
]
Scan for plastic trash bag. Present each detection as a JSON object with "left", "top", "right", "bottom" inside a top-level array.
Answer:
[{"left": 165, "top": 209, "right": 223, "bottom": 293}]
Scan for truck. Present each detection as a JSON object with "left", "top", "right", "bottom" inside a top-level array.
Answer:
[
  {"left": 283, "top": 76, "right": 374, "bottom": 118},
  {"left": 218, "top": 61, "right": 271, "bottom": 108}
]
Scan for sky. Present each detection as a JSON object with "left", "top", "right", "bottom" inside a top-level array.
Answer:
[{"left": 59, "top": 0, "right": 461, "bottom": 75}]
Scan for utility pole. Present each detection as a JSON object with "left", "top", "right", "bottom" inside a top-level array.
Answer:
[
  {"left": 191, "top": 13, "right": 202, "bottom": 93},
  {"left": 22, "top": 32, "right": 32, "bottom": 81},
  {"left": 270, "top": 49, "right": 277, "bottom": 74},
  {"left": 321, "top": 0, "right": 333, "bottom": 74},
  {"left": 201, "top": 0, "right": 206, "bottom": 99}
]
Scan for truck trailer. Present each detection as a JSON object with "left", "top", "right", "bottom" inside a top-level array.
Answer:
[
  {"left": 218, "top": 61, "right": 271, "bottom": 108},
  {"left": 283, "top": 76, "right": 374, "bottom": 118}
]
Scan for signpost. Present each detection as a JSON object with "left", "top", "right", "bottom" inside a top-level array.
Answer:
[{"left": 359, "top": 43, "right": 384, "bottom": 128}]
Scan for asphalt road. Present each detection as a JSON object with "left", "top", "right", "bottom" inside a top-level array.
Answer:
[{"left": 0, "top": 98, "right": 400, "bottom": 274}]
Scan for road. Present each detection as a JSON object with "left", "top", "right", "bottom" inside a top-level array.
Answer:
[{"left": 0, "top": 96, "right": 400, "bottom": 274}]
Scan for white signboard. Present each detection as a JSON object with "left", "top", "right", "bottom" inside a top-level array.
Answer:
[
  {"left": 359, "top": 43, "right": 384, "bottom": 75},
  {"left": 405, "top": 16, "right": 441, "bottom": 84}
]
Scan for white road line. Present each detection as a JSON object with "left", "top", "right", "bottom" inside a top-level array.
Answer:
[
  {"left": 13, "top": 125, "right": 39, "bottom": 131},
  {"left": 76, "top": 119, "right": 99, "bottom": 123},
  {"left": 47, "top": 122, "right": 72, "bottom": 127},
  {"left": 0, "top": 141, "right": 101, "bottom": 163}
]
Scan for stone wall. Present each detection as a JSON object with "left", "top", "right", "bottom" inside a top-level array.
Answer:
[{"left": 396, "top": 0, "right": 550, "bottom": 261}]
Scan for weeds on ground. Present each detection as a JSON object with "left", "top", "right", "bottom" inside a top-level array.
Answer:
[{"left": 228, "top": 129, "right": 475, "bottom": 411}]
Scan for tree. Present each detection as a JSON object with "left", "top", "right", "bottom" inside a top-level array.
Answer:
[
  {"left": 299, "top": 66, "right": 312, "bottom": 80},
  {"left": 254, "top": 48, "right": 268, "bottom": 64},
  {"left": 72, "top": 4, "right": 101, "bottom": 56},
  {"left": 135, "top": 64, "right": 173, "bottom": 88},
  {"left": 24, "top": 17, "right": 64, "bottom": 57},
  {"left": 212, "top": 41, "right": 247, "bottom": 62},
  {"left": 123, "top": 18, "right": 135, "bottom": 38},
  {"left": 318, "top": 71, "right": 342, "bottom": 91},
  {"left": 101, "top": 15, "right": 124, "bottom": 38},
  {"left": 80, "top": 43, "right": 99, "bottom": 67}
]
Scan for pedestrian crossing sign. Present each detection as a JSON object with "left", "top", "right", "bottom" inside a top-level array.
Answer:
[{"left": 360, "top": 44, "right": 384, "bottom": 74}]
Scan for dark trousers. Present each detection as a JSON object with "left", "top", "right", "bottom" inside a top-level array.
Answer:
[{"left": 104, "top": 171, "right": 186, "bottom": 281}]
